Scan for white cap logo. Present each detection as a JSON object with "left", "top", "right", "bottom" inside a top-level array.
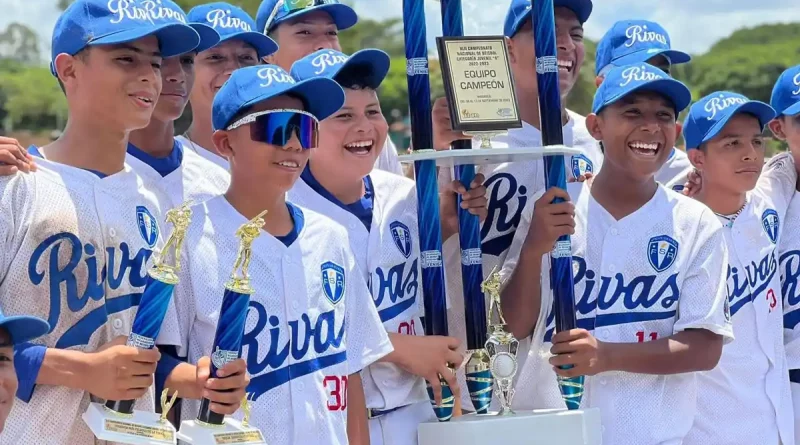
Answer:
[
  {"left": 625, "top": 25, "right": 667, "bottom": 48},
  {"left": 206, "top": 9, "right": 252, "bottom": 31},
  {"left": 620, "top": 65, "right": 663, "bottom": 87},
  {"left": 704, "top": 94, "right": 747, "bottom": 121},
  {"left": 258, "top": 67, "right": 295, "bottom": 87},
  {"left": 792, "top": 72, "right": 800, "bottom": 96},
  {"left": 311, "top": 51, "right": 348, "bottom": 75},
  {"left": 108, "top": 0, "right": 186, "bottom": 25}
]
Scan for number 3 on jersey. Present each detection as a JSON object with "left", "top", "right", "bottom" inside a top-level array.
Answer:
[
  {"left": 324, "top": 375, "right": 348, "bottom": 411},
  {"left": 767, "top": 288, "right": 777, "bottom": 312}
]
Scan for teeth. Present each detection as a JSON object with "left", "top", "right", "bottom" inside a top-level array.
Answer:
[
  {"left": 345, "top": 141, "right": 373, "bottom": 148},
  {"left": 136, "top": 96, "right": 152, "bottom": 103},
  {"left": 630, "top": 142, "right": 658, "bottom": 152},
  {"left": 277, "top": 160, "right": 299, "bottom": 168},
  {"left": 557, "top": 60, "right": 573, "bottom": 70}
]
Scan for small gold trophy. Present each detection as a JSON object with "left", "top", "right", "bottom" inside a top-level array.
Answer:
[{"left": 482, "top": 267, "right": 519, "bottom": 416}]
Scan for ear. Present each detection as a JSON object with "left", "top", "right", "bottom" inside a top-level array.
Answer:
[
  {"left": 585, "top": 113, "right": 603, "bottom": 141},
  {"left": 212, "top": 129, "right": 233, "bottom": 159},
  {"left": 594, "top": 75, "right": 603, "bottom": 88},
  {"left": 768, "top": 118, "right": 787, "bottom": 141},
  {"left": 54, "top": 53, "right": 78, "bottom": 86},
  {"left": 262, "top": 54, "right": 275, "bottom": 65},
  {"left": 676, "top": 121, "right": 683, "bottom": 139},
  {"left": 687, "top": 148, "right": 705, "bottom": 170}
]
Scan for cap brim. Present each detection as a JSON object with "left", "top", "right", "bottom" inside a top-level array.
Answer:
[
  {"left": 91, "top": 23, "right": 201, "bottom": 58},
  {"left": 702, "top": 101, "right": 777, "bottom": 144},
  {"left": 782, "top": 101, "right": 800, "bottom": 117},
  {"left": 614, "top": 49, "right": 692, "bottom": 67},
  {"left": 333, "top": 49, "right": 391, "bottom": 88},
  {"left": 190, "top": 24, "right": 221, "bottom": 54},
  {"left": 599, "top": 78, "right": 692, "bottom": 114},
  {"left": 0, "top": 315, "right": 49, "bottom": 345},
  {"left": 220, "top": 32, "right": 278, "bottom": 59},
  {"left": 277, "top": 4, "right": 358, "bottom": 31}
]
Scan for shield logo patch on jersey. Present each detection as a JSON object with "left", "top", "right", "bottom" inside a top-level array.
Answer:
[
  {"left": 647, "top": 235, "right": 678, "bottom": 273},
  {"left": 321, "top": 261, "right": 346, "bottom": 306},
  {"left": 136, "top": 206, "right": 159, "bottom": 248},
  {"left": 762, "top": 209, "right": 779, "bottom": 244},
  {"left": 570, "top": 154, "right": 594, "bottom": 178},
  {"left": 390, "top": 221, "right": 412, "bottom": 258}
]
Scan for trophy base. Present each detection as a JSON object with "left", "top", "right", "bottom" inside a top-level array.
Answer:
[
  {"left": 417, "top": 408, "right": 601, "bottom": 445},
  {"left": 176, "top": 418, "right": 266, "bottom": 444},
  {"left": 83, "top": 402, "right": 177, "bottom": 444},
  {"left": 398, "top": 146, "right": 582, "bottom": 167}
]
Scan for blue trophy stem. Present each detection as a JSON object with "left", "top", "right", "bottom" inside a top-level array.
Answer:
[
  {"left": 403, "top": 0, "right": 451, "bottom": 422},
  {"left": 106, "top": 275, "right": 175, "bottom": 414},
  {"left": 531, "top": 0, "right": 583, "bottom": 411},
  {"left": 197, "top": 288, "right": 251, "bottom": 425},
  {"left": 465, "top": 368, "right": 492, "bottom": 414}
]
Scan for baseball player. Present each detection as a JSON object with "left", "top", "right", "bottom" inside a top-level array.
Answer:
[
  {"left": 287, "top": 48, "right": 490, "bottom": 444},
  {"left": 772, "top": 64, "right": 800, "bottom": 445},
  {"left": 257, "top": 0, "right": 404, "bottom": 176},
  {"left": 125, "top": 8, "right": 231, "bottom": 208},
  {"left": 0, "top": 308, "right": 49, "bottom": 433},
  {"left": 678, "top": 92, "right": 795, "bottom": 445},
  {"left": 594, "top": 19, "right": 693, "bottom": 186},
  {"left": 500, "top": 63, "right": 732, "bottom": 445},
  {"left": 431, "top": 0, "right": 599, "bottom": 409},
  {"left": 179, "top": 2, "right": 279, "bottom": 170},
  {"left": 3, "top": 2, "right": 249, "bottom": 443},
  {"left": 171, "top": 64, "right": 393, "bottom": 444}
]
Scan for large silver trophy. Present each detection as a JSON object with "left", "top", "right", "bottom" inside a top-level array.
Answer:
[{"left": 400, "top": 0, "right": 602, "bottom": 443}]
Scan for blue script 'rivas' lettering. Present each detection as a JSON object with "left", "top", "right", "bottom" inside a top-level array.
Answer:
[
  {"left": 244, "top": 301, "right": 346, "bottom": 400},
  {"left": 727, "top": 252, "right": 777, "bottom": 317},
  {"left": 28, "top": 232, "right": 152, "bottom": 348},
  {"left": 374, "top": 258, "right": 419, "bottom": 322},
  {"left": 780, "top": 250, "right": 800, "bottom": 329},
  {"left": 481, "top": 173, "right": 528, "bottom": 257}
]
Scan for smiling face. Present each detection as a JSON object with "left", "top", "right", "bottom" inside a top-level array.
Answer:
[
  {"left": 190, "top": 40, "right": 260, "bottom": 123},
  {"left": 152, "top": 52, "right": 196, "bottom": 123},
  {"left": 57, "top": 36, "right": 163, "bottom": 132},
  {"left": 267, "top": 11, "right": 342, "bottom": 70},
  {"left": 689, "top": 113, "right": 765, "bottom": 196},
  {"left": 214, "top": 95, "right": 312, "bottom": 193},
  {"left": 587, "top": 91, "right": 678, "bottom": 181},
  {"left": 0, "top": 328, "right": 16, "bottom": 433},
  {"left": 508, "top": 7, "right": 585, "bottom": 99},
  {"left": 314, "top": 87, "right": 388, "bottom": 182}
]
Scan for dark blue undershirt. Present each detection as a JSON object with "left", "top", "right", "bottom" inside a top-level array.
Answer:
[
  {"left": 300, "top": 165, "right": 374, "bottom": 231},
  {"left": 277, "top": 202, "right": 304, "bottom": 247},
  {"left": 127, "top": 140, "right": 184, "bottom": 177}
]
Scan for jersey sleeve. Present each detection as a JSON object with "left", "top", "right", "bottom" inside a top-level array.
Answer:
[
  {"left": 759, "top": 152, "right": 798, "bottom": 213},
  {"left": 673, "top": 207, "right": 734, "bottom": 341},
  {"left": 345, "top": 247, "right": 393, "bottom": 374},
  {"left": 0, "top": 173, "right": 33, "bottom": 282},
  {"left": 780, "top": 196, "right": 800, "bottom": 369}
]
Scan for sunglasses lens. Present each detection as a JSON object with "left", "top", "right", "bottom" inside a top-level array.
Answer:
[{"left": 251, "top": 112, "right": 319, "bottom": 149}]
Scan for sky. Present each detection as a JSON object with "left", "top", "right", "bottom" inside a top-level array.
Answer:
[{"left": 3, "top": 0, "right": 800, "bottom": 58}]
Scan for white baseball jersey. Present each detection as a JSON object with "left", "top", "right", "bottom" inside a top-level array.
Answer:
[
  {"left": 126, "top": 139, "right": 230, "bottom": 208},
  {"left": 655, "top": 147, "right": 691, "bottom": 186},
  {"left": 374, "top": 138, "right": 404, "bottom": 176},
  {"left": 500, "top": 182, "right": 732, "bottom": 445},
  {"left": 782, "top": 194, "right": 800, "bottom": 371},
  {"left": 171, "top": 196, "right": 393, "bottom": 445},
  {"left": 439, "top": 110, "right": 602, "bottom": 407},
  {"left": 175, "top": 135, "right": 230, "bottom": 171},
  {"left": 686, "top": 152, "right": 796, "bottom": 445},
  {"left": 288, "top": 169, "right": 431, "bottom": 445},
  {"left": 0, "top": 157, "right": 178, "bottom": 445}
]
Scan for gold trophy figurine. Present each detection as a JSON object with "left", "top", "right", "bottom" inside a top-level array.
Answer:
[
  {"left": 482, "top": 267, "right": 519, "bottom": 416},
  {"left": 150, "top": 201, "right": 194, "bottom": 284},
  {"left": 240, "top": 393, "right": 254, "bottom": 428},
  {"left": 226, "top": 210, "right": 268, "bottom": 294},
  {"left": 159, "top": 389, "right": 179, "bottom": 424}
]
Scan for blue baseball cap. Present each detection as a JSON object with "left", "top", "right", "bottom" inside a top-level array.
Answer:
[
  {"left": 592, "top": 63, "right": 691, "bottom": 114},
  {"left": 595, "top": 20, "right": 690, "bottom": 76},
  {"left": 0, "top": 307, "right": 49, "bottom": 346},
  {"left": 291, "top": 49, "right": 390, "bottom": 88},
  {"left": 504, "top": 0, "right": 593, "bottom": 37},
  {"left": 51, "top": 0, "right": 201, "bottom": 75},
  {"left": 188, "top": 3, "right": 278, "bottom": 58},
  {"left": 771, "top": 65, "right": 800, "bottom": 117},
  {"left": 212, "top": 65, "right": 345, "bottom": 130},
  {"left": 257, "top": 0, "right": 358, "bottom": 35},
  {"left": 683, "top": 92, "right": 776, "bottom": 150}
]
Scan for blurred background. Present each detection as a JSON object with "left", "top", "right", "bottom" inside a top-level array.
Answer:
[{"left": 1, "top": 0, "right": 798, "bottom": 155}]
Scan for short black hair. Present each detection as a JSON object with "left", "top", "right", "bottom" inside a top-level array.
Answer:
[{"left": 334, "top": 63, "right": 379, "bottom": 90}]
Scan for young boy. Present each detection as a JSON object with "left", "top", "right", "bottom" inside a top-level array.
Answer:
[
  {"left": 432, "top": 0, "right": 600, "bottom": 409},
  {"left": 499, "top": 63, "right": 731, "bottom": 445},
  {"left": 594, "top": 19, "right": 693, "bottom": 186},
  {"left": 288, "top": 48, "right": 490, "bottom": 444},
  {"left": 772, "top": 64, "right": 800, "bottom": 445},
  {"left": 179, "top": 2, "right": 279, "bottom": 170},
  {"left": 257, "top": 0, "right": 403, "bottom": 176},
  {"left": 126, "top": 8, "right": 230, "bottom": 207},
  {"left": 172, "top": 64, "right": 393, "bottom": 444},
  {"left": 2, "top": 2, "right": 248, "bottom": 443},
  {"left": 679, "top": 91, "right": 794, "bottom": 445}
]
